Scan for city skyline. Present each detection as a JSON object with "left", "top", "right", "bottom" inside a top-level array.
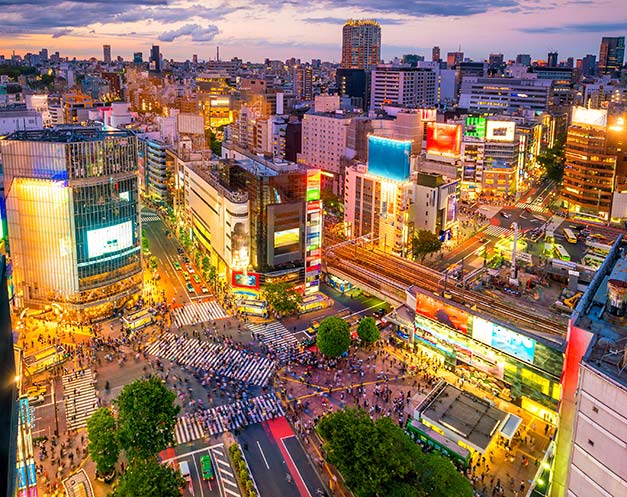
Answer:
[{"left": 1, "top": 0, "right": 626, "bottom": 63}]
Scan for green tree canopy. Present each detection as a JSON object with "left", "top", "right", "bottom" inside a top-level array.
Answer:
[
  {"left": 317, "top": 408, "right": 472, "bottom": 497},
  {"left": 537, "top": 138, "right": 565, "bottom": 183},
  {"left": 357, "top": 317, "right": 380, "bottom": 344},
  {"left": 410, "top": 230, "right": 442, "bottom": 261},
  {"left": 316, "top": 316, "right": 351, "bottom": 357},
  {"left": 116, "top": 376, "right": 179, "bottom": 462},
  {"left": 262, "top": 281, "right": 303, "bottom": 316},
  {"left": 111, "top": 457, "right": 184, "bottom": 497},
  {"left": 87, "top": 407, "right": 119, "bottom": 477}
]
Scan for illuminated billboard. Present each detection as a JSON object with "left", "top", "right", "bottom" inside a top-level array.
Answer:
[
  {"left": 418, "top": 108, "right": 437, "bottom": 122},
  {"left": 472, "top": 316, "right": 535, "bottom": 364},
  {"left": 486, "top": 121, "right": 516, "bottom": 142},
  {"left": 87, "top": 221, "right": 133, "bottom": 259},
  {"left": 415, "top": 291, "right": 470, "bottom": 334},
  {"left": 232, "top": 270, "right": 260, "bottom": 289},
  {"left": 274, "top": 227, "right": 300, "bottom": 249},
  {"left": 367, "top": 135, "right": 411, "bottom": 181},
  {"left": 426, "top": 123, "right": 462, "bottom": 158},
  {"left": 571, "top": 106, "right": 608, "bottom": 128},
  {"left": 464, "top": 116, "right": 487, "bottom": 138}
]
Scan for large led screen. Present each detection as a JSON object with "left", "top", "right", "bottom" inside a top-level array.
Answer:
[
  {"left": 571, "top": 107, "right": 607, "bottom": 128},
  {"left": 87, "top": 221, "right": 133, "bottom": 259},
  {"left": 472, "top": 316, "right": 535, "bottom": 363},
  {"left": 486, "top": 121, "right": 516, "bottom": 142},
  {"left": 274, "top": 227, "right": 300, "bottom": 249},
  {"left": 415, "top": 291, "right": 470, "bottom": 334},
  {"left": 232, "top": 271, "right": 260, "bottom": 289},
  {"left": 426, "top": 123, "right": 462, "bottom": 157},
  {"left": 465, "top": 116, "right": 487, "bottom": 138},
  {"left": 367, "top": 135, "right": 411, "bottom": 181}
]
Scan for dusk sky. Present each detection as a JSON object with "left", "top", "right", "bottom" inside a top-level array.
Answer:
[{"left": 1, "top": 0, "right": 626, "bottom": 63}]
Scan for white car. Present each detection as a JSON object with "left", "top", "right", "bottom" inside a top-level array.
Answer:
[{"left": 201, "top": 286, "right": 209, "bottom": 294}]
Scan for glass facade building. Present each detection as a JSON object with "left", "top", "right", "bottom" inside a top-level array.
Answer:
[{"left": 0, "top": 127, "right": 142, "bottom": 316}]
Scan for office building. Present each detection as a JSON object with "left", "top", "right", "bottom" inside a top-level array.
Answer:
[
  {"left": 516, "top": 54, "right": 532, "bottom": 66},
  {"left": 341, "top": 19, "right": 381, "bottom": 70},
  {"left": 599, "top": 36, "right": 625, "bottom": 77},
  {"left": 488, "top": 53, "right": 504, "bottom": 71},
  {"left": 336, "top": 68, "right": 369, "bottom": 111},
  {"left": 0, "top": 108, "right": 42, "bottom": 135},
  {"left": 552, "top": 237, "right": 627, "bottom": 497},
  {"left": 562, "top": 107, "right": 627, "bottom": 222},
  {"left": 149, "top": 44, "right": 161, "bottom": 73},
  {"left": 432, "top": 46, "right": 441, "bottom": 63},
  {"left": 370, "top": 65, "right": 437, "bottom": 110},
  {"left": 547, "top": 51, "right": 558, "bottom": 68},
  {"left": 133, "top": 52, "right": 143, "bottom": 65},
  {"left": 196, "top": 72, "right": 234, "bottom": 130},
  {"left": 581, "top": 54, "right": 597, "bottom": 77},
  {"left": 0, "top": 127, "right": 142, "bottom": 317},
  {"left": 447, "top": 51, "right": 464, "bottom": 68},
  {"left": 292, "top": 64, "right": 313, "bottom": 101},
  {"left": 103, "top": 44, "right": 111, "bottom": 64},
  {"left": 458, "top": 77, "right": 552, "bottom": 114}
]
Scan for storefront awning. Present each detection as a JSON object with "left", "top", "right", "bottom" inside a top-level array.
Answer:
[{"left": 499, "top": 413, "right": 523, "bottom": 440}]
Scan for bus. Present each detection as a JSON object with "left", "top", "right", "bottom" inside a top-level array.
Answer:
[
  {"left": 563, "top": 228, "right": 577, "bottom": 244},
  {"left": 406, "top": 419, "right": 471, "bottom": 469},
  {"left": 24, "top": 345, "right": 66, "bottom": 375},
  {"left": 554, "top": 244, "right": 571, "bottom": 262},
  {"left": 122, "top": 309, "right": 153, "bottom": 333},
  {"left": 237, "top": 299, "right": 268, "bottom": 317}
]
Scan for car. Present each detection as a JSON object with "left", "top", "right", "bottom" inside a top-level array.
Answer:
[
  {"left": 179, "top": 460, "right": 191, "bottom": 481},
  {"left": 183, "top": 271, "right": 190, "bottom": 281},
  {"left": 186, "top": 264, "right": 195, "bottom": 273},
  {"left": 183, "top": 256, "right": 190, "bottom": 264},
  {"left": 26, "top": 385, "right": 46, "bottom": 404},
  {"left": 500, "top": 212, "right": 511, "bottom": 219},
  {"left": 200, "top": 454, "right": 214, "bottom": 480},
  {"left": 537, "top": 196, "right": 544, "bottom": 203},
  {"left": 193, "top": 274, "right": 200, "bottom": 283},
  {"left": 177, "top": 247, "right": 184, "bottom": 255},
  {"left": 173, "top": 261, "right": 182, "bottom": 271},
  {"left": 186, "top": 282, "right": 195, "bottom": 293},
  {"left": 201, "top": 286, "right": 209, "bottom": 294}
]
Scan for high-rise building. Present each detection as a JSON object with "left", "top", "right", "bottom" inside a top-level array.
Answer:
[
  {"left": 581, "top": 54, "right": 596, "bottom": 77},
  {"left": 150, "top": 44, "right": 161, "bottom": 73},
  {"left": 432, "top": 46, "right": 441, "bottom": 62},
  {"left": 292, "top": 64, "right": 313, "bottom": 101},
  {"left": 370, "top": 65, "right": 437, "bottom": 110},
  {"left": 133, "top": 52, "right": 143, "bottom": 65},
  {"left": 0, "top": 127, "right": 143, "bottom": 315},
  {"left": 458, "top": 77, "right": 552, "bottom": 114},
  {"left": 599, "top": 36, "right": 625, "bottom": 77},
  {"left": 39, "top": 48, "right": 48, "bottom": 62},
  {"left": 446, "top": 51, "right": 464, "bottom": 68},
  {"left": 488, "top": 53, "right": 504, "bottom": 70},
  {"left": 547, "top": 51, "right": 559, "bottom": 67},
  {"left": 341, "top": 19, "right": 381, "bottom": 70},
  {"left": 516, "top": 54, "right": 531, "bottom": 66},
  {"left": 103, "top": 44, "right": 111, "bottom": 64},
  {"left": 336, "top": 68, "right": 369, "bottom": 110}
]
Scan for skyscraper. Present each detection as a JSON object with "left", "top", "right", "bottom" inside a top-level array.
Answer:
[
  {"left": 446, "top": 51, "right": 464, "bottom": 68},
  {"left": 103, "top": 44, "right": 111, "bottom": 64},
  {"left": 0, "top": 126, "right": 143, "bottom": 315},
  {"left": 547, "top": 51, "right": 558, "bottom": 67},
  {"left": 341, "top": 19, "right": 381, "bottom": 70},
  {"left": 581, "top": 54, "right": 596, "bottom": 76},
  {"left": 150, "top": 44, "right": 161, "bottom": 73},
  {"left": 292, "top": 64, "right": 313, "bottom": 101},
  {"left": 599, "top": 36, "right": 625, "bottom": 77},
  {"left": 516, "top": 54, "right": 531, "bottom": 66},
  {"left": 432, "top": 46, "right": 441, "bottom": 62}
]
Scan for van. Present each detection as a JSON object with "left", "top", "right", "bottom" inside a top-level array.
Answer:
[{"left": 179, "top": 460, "right": 191, "bottom": 480}]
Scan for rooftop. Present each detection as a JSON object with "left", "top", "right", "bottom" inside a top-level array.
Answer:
[
  {"left": 4, "top": 125, "right": 133, "bottom": 143},
  {"left": 577, "top": 236, "right": 627, "bottom": 386}
]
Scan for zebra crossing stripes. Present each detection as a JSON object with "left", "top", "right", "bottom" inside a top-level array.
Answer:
[
  {"left": 172, "top": 301, "right": 228, "bottom": 328},
  {"left": 140, "top": 213, "right": 161, "bottom": 223},
  {"left": 210, "top": 445, "right": 241, "bottom": 497},
  {"left": 174, "top": 413, "right": 205, "bottom": 445},
  {"left": 201, "top": 394, "right": 285, "bottom": 436},
  {"left": 515, "top": 202, "right": 548, "bottom": 214},
  {"left": 144, "top": 332, "right": 276, "bottom": 386},
  {"left": 62, "top": 369, "right": 97, "bottom": 431},
  {"left": 483, "top": 225, "right": 513, "bottom": 238},
  {"left": 247, "top": 321, "right": 300, "bottom": 361}
]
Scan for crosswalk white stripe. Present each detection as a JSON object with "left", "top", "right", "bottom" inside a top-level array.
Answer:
[
  {"left": 171, "top": 301, "right": 228, "bottom": 328},
  {"left": 62, "top": 369, "right": 97, "bottom": 430}
]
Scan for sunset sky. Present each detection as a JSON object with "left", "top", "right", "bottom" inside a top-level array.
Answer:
[{"left": 1, "top": 0, "right": 626, "bottom": 63}]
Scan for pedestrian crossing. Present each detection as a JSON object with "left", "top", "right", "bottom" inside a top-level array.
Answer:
[
  {"left": 483, "top": 225, "right": 513, "bottom": 238},
  {"left": 172, "top": 300, "right": 228, "bottom": 328},
  {"left": 247, "top": 321, "right": 300, "bottom": 362},
  {"left": 174, "top": 413, "right": 205, "bottom": 445},
  {"left": 145, "top": 332, "right": 276, "bottom": 386},
  {"left": 140, "top": 213, "right": 161, "bottom": 223},
  {"left": 210, "top": 444, "right": 241, "bottom": 497},
  {"left": 62, "top": 369, "right": 97, "bottom": 431},
  {"left": 515, "top": 202, "right": 549, "bottom": 214},
  {"left": 201, "top": 394, "right": 285, "bottom": 437}
]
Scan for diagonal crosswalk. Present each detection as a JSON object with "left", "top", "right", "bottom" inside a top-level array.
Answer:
[
  {"left": 483, "top": 225, "right": 513, "bottom": 238},
  {"left": 62, "top": 369, "right": 97, "bottom": 431},
  {"left": 247, "top": 322, "right": 300, "bottom": 362},
  {"left": 172, "top": 301, "right": 228, "bottom": 328},
  {"left": 145, "top": 332, "right": 276, "bottom": 386},
  {"left": 515, "top": 202, "right": 549, "bottom": 214}
]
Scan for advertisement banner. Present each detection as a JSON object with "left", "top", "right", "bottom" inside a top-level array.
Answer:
[
  {"left": 464, "top": 116, "right": 487, "bottom": 138},
  {"left": 231, "top": 271, "right": 260, "bottom": 289},
  {"left": 571, "top": 106, "right": 607, "bottom": 128},
  {"left": 486, "top": 121, "right": 516, "bottom": 142},
  {"left": 472, "top": 316, "right": 535, "bottom": 364},
  {"left": 415, "top": 291, "right": 470, "bottom": 334},
  {"left": 426, "top": 123, "right": 462, "bottom": 157}
]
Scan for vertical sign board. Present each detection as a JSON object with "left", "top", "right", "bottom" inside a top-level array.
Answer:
[
  {"left": 305, "top": 169, "right": 322, "bottom": 295},
  {"left": 16, "top": 398, "right": 38, "bottom": 496}
]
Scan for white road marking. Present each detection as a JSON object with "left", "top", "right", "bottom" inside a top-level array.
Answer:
[{"left": 257, "top": 440, "right": 270, "bottom": 470}]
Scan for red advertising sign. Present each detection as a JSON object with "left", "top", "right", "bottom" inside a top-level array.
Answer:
[
  {"left": 426, "top": 122, "right": 462, "bottom": 157},
  {"left": 231, "top": 271, "right": 260, "bottom": 289}
]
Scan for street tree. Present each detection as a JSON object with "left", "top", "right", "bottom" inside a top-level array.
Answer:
[
  {"left": 317, "top": 408, "right": 472, "bottom": 497},
  {"left": 86, "top": 407, "right": 119, "bottom": 478},
  {"left": 111, "top": 457, "right": 184, "bottom": 497},
  {"left": 537, "top": 138, "right": 565, "bottom": 183},
  {"left": 357, "top": 317, "right": 380, "bottom": 344},
  {"left": 316, "top": 316, "right": 351, "bottom": 357},
  {"left": 410, "top": 230, "right": 442, "bottom": 261},
  {"left": 116, "top": 376, "right": 179, "bottom": 462},
  {"left": 262, "top": 282, "right": 303, "bottom": 316}
]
